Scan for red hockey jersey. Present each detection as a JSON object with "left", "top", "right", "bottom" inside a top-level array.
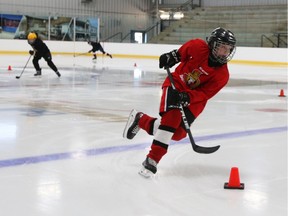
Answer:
[{"left": 162, "top": 38, "right": 230, "bottom": 118}]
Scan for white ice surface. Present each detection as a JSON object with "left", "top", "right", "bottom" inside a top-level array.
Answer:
[{"left": 0, "top": 55, "right": 287, "bottom": 216}]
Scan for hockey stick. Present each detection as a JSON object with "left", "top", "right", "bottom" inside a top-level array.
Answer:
[
  {"left": 15, "top": 55, "right": 32, "bottom": 79},
  {"left": 165, "top": 67, "right": 220, "bottom": 154},
  {"left": 73, "top": 52, "right": 88, "bottom": 57}
]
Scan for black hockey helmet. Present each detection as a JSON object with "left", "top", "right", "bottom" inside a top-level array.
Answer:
[{"left": 207, "top": 27, "right": 236, "bottom": 64}]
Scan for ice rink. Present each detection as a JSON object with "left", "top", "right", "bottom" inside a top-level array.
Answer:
[{"left": 0, "top": 54, "right": 287, "bottom": 216}]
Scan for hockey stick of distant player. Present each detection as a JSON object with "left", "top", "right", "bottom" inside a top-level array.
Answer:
[
  {"left": 165, "top": 67, "right": 220, "bottom": 154},
  {"left": 73, "top": 52, "right": 88, "bottom": 57},
  {"left": 15, "top": 55, "right": 32, "bottom": 79}
]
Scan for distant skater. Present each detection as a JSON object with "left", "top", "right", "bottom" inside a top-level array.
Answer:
[
  {"left": 88, "top": 41, "right": 112, "bottom": 60},
  {"left": 27, "top": 32, "right": 61, "bottom": 77}
]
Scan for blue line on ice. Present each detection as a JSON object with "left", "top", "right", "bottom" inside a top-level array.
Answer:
[{"left": 0, "top": 126, "right": 286, "bottom": 168}]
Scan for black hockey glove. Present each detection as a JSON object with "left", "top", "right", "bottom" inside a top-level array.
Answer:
[
  {"left": 178, "top": 91, "right": 190, "bottom": 107},
  {"left": 159, "top": 49, "right": 181, "bottom": 69},
  {"left": 29, "top": 50, "right": 34, "bottom": 55},
  {"left": 167, "top": 87, "right": 190, "bottom": 108}
]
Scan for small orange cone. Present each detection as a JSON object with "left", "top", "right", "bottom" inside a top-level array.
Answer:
[
  {"left": 278, "top": 89, "right": 286, "bottom": 97},
  {"left": 8, "top": 65, "right": 12, "bottom": 71},
  {"left": 224, "top": 167, "right": 244, "bottom": 190}
]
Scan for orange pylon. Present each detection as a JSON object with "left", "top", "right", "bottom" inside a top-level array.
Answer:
[
  {"left": 224, "top": 167, "right": 245, "bottom": 190},
  {"left": 279, "top": 89, "right": 286, "bottom": 97}
]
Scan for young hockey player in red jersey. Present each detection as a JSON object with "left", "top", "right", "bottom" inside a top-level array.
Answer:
[
  {"left": 88, "top": 41, "right": 112, "bottom": 60},
  {"left": 123, "top": 27, "right": 236, "bottom": 177},
  {"left": 27, "top": 32, "right": 61, "bottom": 77}
]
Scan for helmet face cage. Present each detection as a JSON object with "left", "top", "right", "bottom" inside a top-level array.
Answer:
[
  {"left": 211, "top": 40, "right": 236, "bottom": 64},
  {"left": 208, "top": 27, "right": 236, "bottom": 64},
  {"left": 28, "top": 39, "right": 35, "bottom": 45}
]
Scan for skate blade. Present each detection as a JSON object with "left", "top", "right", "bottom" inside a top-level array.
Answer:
[
  {"left": 138, "top": 167, "right": 154, "bottom": 178},
  {"left": 122, "top": 109, "right": 136, "bottom": 138}
]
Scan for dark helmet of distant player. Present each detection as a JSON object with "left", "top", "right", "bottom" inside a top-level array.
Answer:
[
  {"left": 207, "top": 27, "right": 236, "bottom": 64},
  {"left": 88, "top": 40, "right": 99, "bottom": 44},
  {"left": 27, "top": 32, "right": 37, "bottom": 45}
]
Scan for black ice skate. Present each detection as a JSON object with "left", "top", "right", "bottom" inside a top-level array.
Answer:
[
  {"left": 139, "top": 157, "right": 158, "bottom": 178},
  {"left": 107, "top": 53, "right": 112, "bottom": 58},
  {"left": 55, "top": 71, "right": 61, "bottom": 77},
  {"left": 123, "top": 109, "right": 143, "bottom": 139},
  {"left": 34, "top": 70, "right": 41, "bottom": 76}
]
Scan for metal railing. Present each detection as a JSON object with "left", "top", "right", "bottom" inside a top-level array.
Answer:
[
  {"left": 261, "top": 33, "right": 287, "bottom": 47},
  {"left": 157, "top": 0, "right": 201, "bottom": 12},
  {"left": 103, "top": 32, "right": 122, "bottom": 42},
  {"left": 274, "top": 32, "right": 287, "bottom": 47}
]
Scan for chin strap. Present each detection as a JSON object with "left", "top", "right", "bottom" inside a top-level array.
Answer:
[{"left": 208, "top": 55, "right": 225, "bottom": 67}]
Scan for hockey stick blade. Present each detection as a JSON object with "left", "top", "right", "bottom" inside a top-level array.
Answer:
[
  {"left": 193, "top": 144, "right": 220, "bottom": 154},
  {"left": 74, "top": 52, "right": 88, "bottom": 57},
  {"left": 186, "top": 121, "right": 220, "bottom": 154},
  {"left": 15, "top": 55, "right": 32, "bottom": 79},
  {"left": 165, "top": 67, "right": 220, "bottom": 154}
]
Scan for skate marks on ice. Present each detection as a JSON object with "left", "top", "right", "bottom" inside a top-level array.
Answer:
[{"left": 0, "top": 96, "right": 127, "bottom": 122}]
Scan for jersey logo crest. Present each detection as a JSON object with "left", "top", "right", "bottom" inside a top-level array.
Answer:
[{"left": 182, "top": 69, "right": 202, "bottom": 89}]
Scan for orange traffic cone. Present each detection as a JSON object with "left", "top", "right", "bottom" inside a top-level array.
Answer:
[
  {"left": 224, "top": 167, "right": 245, "bottom": 190},
  {"left": 278, "top": 89, "right": 286, "bottom": 97},
  {"left": 8, "top": 65, "right": 12, "bottom": 71}
]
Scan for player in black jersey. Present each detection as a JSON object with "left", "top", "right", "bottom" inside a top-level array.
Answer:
[
  {"left": 27, "top": 32, "right": 61, "bottom": 77},
  {"left": 88, "top": 41, "right": 112, "bottom": 60}
]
